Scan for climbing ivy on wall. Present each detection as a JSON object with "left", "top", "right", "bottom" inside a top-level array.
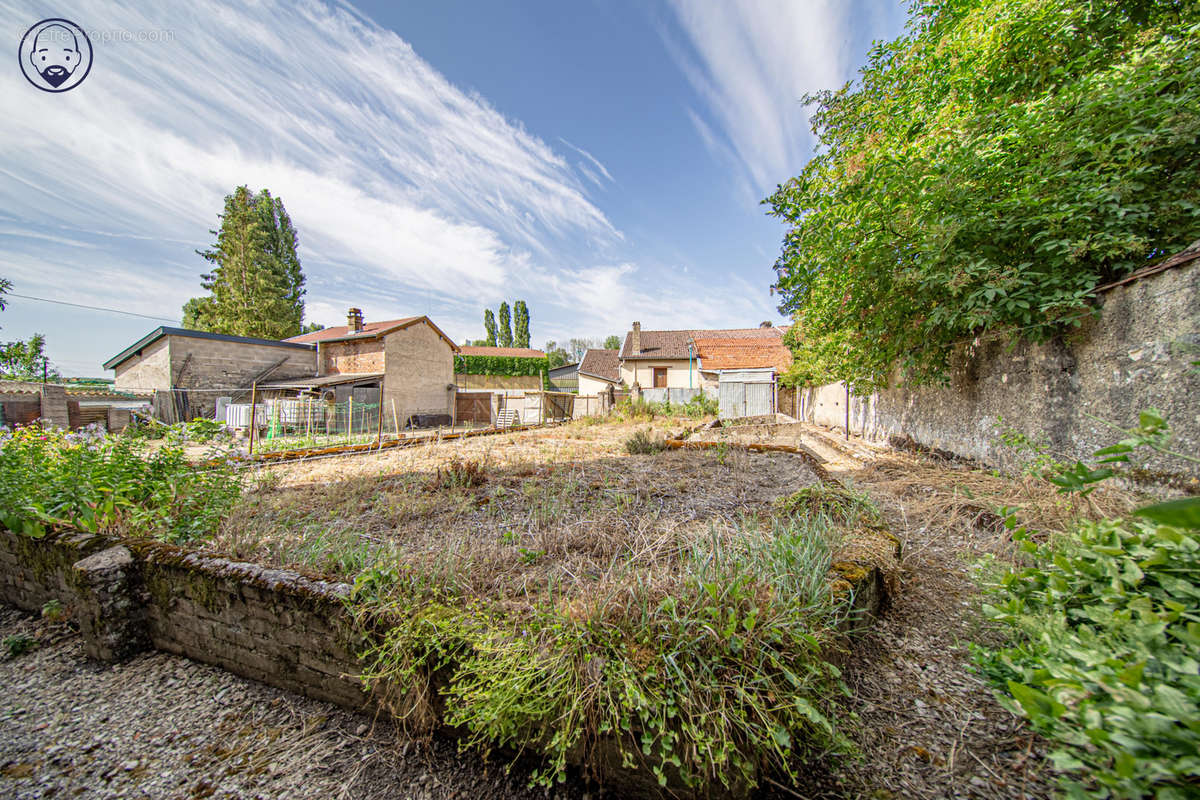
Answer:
[{"left": 454, "top": 354, "right": 549, "bottom": 378}]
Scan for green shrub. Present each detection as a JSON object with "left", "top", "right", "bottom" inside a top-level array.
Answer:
[
  {"left": 974, "top": 410, "right": 1200, "bottom": 798},
  {"left": 623, "top": 429, "right": 665, "bottom": 455},
  {"left": 3, "top": 633, "right": 34, "bottom": 658},
  {"left": 975, "top": 513, "right": 1200, "bottom": 799},
  {"left": 0, "top": 422, "right": 242, "bottom": 543},
  {"left": 682, "top": 392, "right": 719, "bottom": 418}
]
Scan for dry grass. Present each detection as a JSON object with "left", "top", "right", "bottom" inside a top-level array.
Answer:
[{"left": 202, "top": 418, "right": 884, "bottom": 613}]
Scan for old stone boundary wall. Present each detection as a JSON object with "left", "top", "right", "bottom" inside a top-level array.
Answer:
[
  {"left": 800, "top": 258, "right": 1200, "bottom": 481},
  {"left": 0, "top": 527, "right": 367, "bottom": 711}
]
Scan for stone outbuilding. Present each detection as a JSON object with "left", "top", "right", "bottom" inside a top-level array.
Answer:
[{"left": 103, "top": 328, "right": 317, "bottom": 421}]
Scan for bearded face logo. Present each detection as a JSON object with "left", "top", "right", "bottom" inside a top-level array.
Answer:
[{"left": 19, "top": 19, "right": 93, "bottom": 93}]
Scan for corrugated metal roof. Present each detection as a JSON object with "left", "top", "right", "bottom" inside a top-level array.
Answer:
[{"left": 257, "top": 372, "right": 383, "bottom": 390}]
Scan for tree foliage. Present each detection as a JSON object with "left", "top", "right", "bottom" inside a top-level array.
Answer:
[
  {"left": 768, "top": 0, "right": 1200, "bottom": 390},
  {"left": 483, "top": 309, "right": 498, "bottom": 347},
  {"left": 543, "top": 341, "right": 572, "bottom": 369},
  {"left": 0, "top": 333, "right": 59, "bottom": 382},
  {"left": 498, "top": 302, "right": 513, "bottom": 348},
  {"left": 184, "top": 186, "right": 307, "bottom": 340},
  {"left": 604, "top": 334, "right": 621, "bottom": 351},
  {"left": 513, "top": 300, "right": 530, "bottom": 349}
]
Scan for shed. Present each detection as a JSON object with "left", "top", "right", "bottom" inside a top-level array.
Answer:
[{"left": 717, "top": 369, "right": 777, "bottom": 419}]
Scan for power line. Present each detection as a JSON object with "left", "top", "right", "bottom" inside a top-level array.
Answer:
[{"left": 5, "top": 292, "right": 180, "bottom": 324}]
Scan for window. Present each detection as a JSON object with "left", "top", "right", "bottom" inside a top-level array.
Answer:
[{"left": 653, "top": 367, "right": 668, "bottom": 388}]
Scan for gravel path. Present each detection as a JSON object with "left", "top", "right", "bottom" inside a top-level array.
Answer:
[{"left": 0, "top": 606, "right": 600, "bottom": 800}]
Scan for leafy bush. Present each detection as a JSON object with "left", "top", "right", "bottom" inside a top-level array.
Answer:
[
  {"left": 768, "top": 1, "right": 1200, "bottom": 389},
  {"left": 974, "top": 411, "right": 1200, "bottom": 798},
  {"left": 183, "top": 417, "right": 230, "bottom": 443},
  {"left": 623, "top": 429, "right": 666, "bottom": 455},
  {"left": 682, "top": 392, "right": 719, "bottom": 418},
  {"left": 976, "top": 514, "right": 1200, "bottom": 799},
  {"left": 0, "top": 423, "right": 243, "bottom": 543},
  {"left": 454, "top": 353, "right": 549, "bottom": 378},
  {"left": 351, "top": 513, "right": 853, "bottom": 792}
]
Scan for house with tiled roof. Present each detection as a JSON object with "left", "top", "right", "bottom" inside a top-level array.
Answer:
[
  {"left": 577, "top": 348, "right": 621, "bottom": 395},
  {"left": 617, "top": 321, "right": 791, "bottom": 392},
  {"left": 272, "top": 307, "right": 459, "bottom": 427}
]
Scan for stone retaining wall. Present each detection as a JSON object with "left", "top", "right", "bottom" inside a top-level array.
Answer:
[
  {"left": 799, "top": 258, "right": 1200, "bottom": 482},
  {"left": 0, "top": 527, "right": 367, "bottom": 711}
]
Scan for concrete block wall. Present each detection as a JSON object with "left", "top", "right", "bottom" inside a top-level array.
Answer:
[
  {"left": 112, "top": 337, "right": 171, "bottom": 394},
  {"left": 384, "top": 322, "right": 456, "bottom": 427},
  {"left": 171, "top": 337, "right": 316, "bottom": 419}
]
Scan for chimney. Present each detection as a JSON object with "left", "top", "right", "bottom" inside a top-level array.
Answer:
[
  {"left": 631, "top": 321, "right": 641, "bottom": 355},
  {"left": 347, "top": 308, "right": 364, "bottom": 333}
]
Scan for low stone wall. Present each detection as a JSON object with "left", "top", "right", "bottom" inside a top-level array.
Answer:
[
  {"left": 800, "top": 258, "right": 1200, "bottom": 482},
  {"left": 0, "top": 528, "right": 367, "bottom": 711}
]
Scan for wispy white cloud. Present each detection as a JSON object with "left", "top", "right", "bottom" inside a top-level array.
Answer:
[
  {"left": 663, "top": 0, "right": 904, "bottom": 197},
  {"left": 559, "top": 138, "right": 615, "bottom": 185},
  {"left": 0, "top": 0, "right": 620, "bottom": 310},
  {"left": 0, "top": 0, "right": 801, "bottom": 373}
]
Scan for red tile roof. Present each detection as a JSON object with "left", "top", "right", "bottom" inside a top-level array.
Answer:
[
  {"left": 578, "top": 348, "right": 620, "bottom": 382},
  {"left": 459, "top": 346, "right": 547, "bottom": 359},
  {"left": 692, "top": 337, "right": 793, "bottom": 372},
  {"left": 620, "top": 326, "right": 784, "bottom": 360},
  {"left": 284, "top": 316, "right": 458, "bottom": 351},
  {"left": 286, "top": 317, "right": 422, "bottom": 343}
]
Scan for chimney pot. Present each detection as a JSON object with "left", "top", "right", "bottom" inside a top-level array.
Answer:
[
  {"left": 347, "top": 308, "right": 364, "bottom": 333},
  {"left": 631, "top": 321, "right": 641, "bottom": 355}
]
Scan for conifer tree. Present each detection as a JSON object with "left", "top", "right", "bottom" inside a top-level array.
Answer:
[{"left": 183, "top": 186, "right": 306, "bottom": 339}]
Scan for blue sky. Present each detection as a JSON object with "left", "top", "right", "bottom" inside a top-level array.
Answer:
[{"left": 0, "top": 0, "right": 906, "bottom": 376}]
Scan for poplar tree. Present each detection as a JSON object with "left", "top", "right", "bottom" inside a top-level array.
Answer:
[
  {"left": 183, "top": 186, "right": 306, "bottom": 339},
  {"left": 513, "top": 300, "right": 530, "bottom": 348},
  {"left": 483, "top": 309, "right": 498, "bottom": 346},
  {"left": 498, "top": 302, "right": 513, "bottom": 348}
]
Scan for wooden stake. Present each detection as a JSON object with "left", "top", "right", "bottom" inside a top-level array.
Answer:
[
  {"left": 376, "top": 385, "right": 384, "bottom": 447},
  {"left": 391, "top": 399, "right": 400, "bottom": 436},
  {"left": 844, "top": 383, "right": 850, "bottom": 441},
  {"left": 248, "top": 382, "right": 258, "bottom": 456}
]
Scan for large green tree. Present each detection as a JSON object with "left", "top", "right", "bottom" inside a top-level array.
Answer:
[
  {"left": 483, "top": 309, "right": 498, "bottom": 346},
  {"left": 768, "top": 0, "right": 1200, "bottom": 390},
  {"left": 513, "top": 300, "right": 530, "bottom": 348},
  {"left": 498, "top": 302, "right": 513, "bottom": 348},
  {"left": 604, "top": 334, "right": 621, "bottom": 351},
  {"left": 184, "top": 186, "right": 307, "bottom": 339}
]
